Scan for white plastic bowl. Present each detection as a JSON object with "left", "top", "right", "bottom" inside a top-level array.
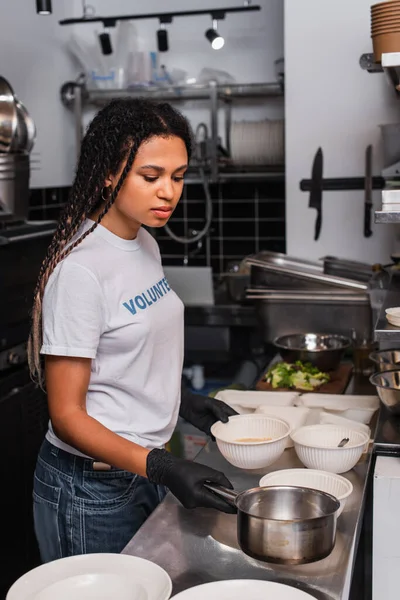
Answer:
[
  {"left": 290, "top": 425, "right": 370, "bottom": 474},
  {"left": 319, "top": 410, "right": 371, "bottom": 439},
  {"left": 295, "top": 394, "right": 379, "bottom": 425},
  {"left": 211, "top": 414, "right": 290, "bottom": 470},
  {"left": 254, "top": 406, "right": 311, "bottom": 448},
  {"left": 215, "top": 390, "right": 298, "bottom": 415},
  {"left": 259, "top": 468, "right": 353, "bottom": 516}
]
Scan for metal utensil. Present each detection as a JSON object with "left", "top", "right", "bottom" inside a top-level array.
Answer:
[
  {"left": 206, "top": 484, "right": 339, "bottom": 565},
  {"left": 273, "top": 333, "right": 352, "bottom": 372},
  {"left": 370, "top": 369, "right": 400, "bottom": 414},
  {"left": 309, "top": 147, "right": 323, "bottom": 241},
  {"left": 338, "top": 437, "right": 349, "bottom": 447},
  {"left": 0, "top": 76, "right": 18, "bottom": 153},
  {"left": 364, "top": 145, "right": 373, "bottom": 238}
]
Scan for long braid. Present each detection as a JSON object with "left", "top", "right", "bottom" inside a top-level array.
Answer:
[{"left": 28, "top": 98, "right": 192, "bottom": 387}]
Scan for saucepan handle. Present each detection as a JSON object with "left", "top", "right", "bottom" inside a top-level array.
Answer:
[{"left": 204, "top": 483, "right": 238, "bottom": 506}]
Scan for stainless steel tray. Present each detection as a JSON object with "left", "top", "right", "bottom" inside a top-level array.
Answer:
[
  {"left": 246, "top": 288, "right": 369, "bottom": 303},
  {"left": 247, "top": 251, "right": 368, "bottom": 291}
]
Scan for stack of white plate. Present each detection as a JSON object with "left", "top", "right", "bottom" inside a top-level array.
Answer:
[
  {"left": 230, "top": 119, "right": 284, "bottom": 166},
  {"left": 386, "top": 306, "right": 400, "bottom": 326}
]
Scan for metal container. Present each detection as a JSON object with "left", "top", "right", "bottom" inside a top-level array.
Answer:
[
  {"left": 369, "top": 349, "right": 400, "bottom": 372},
  {"left": 0, "top": 153, "right": 30, "bottom": 220},
  {"left": 0, "top": 76, "right": 18, "bottom": 153},
  {"left": 273, "top": 333, "right": 352, "bottom": 372},
  {"left": 207, "top": 484, "right": 339, "bottom": 565},
  {"left": 247, "top": 251, "right": 368, "bottom": 291},
  {"left": 10, "top": 99, "right": 36, "bottom": 154},
  {"left": 322, "top": 256, "right": 373, "bottom": 283},
  {"left": 246, "top": 289, "right": 372, "bottom": 344},
  {"left": 370, "top": 370, "right": 400, "bottom": 414},
  {"left": 222, "top": 272, "right": 250, "bottom": 302}
]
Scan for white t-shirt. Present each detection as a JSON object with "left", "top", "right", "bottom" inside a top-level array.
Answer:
[{"left": 41, "top": 219, "right": 184, "bottom": 456}]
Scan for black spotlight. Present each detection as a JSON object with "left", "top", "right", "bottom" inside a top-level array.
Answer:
[
  {"left": 99, "top": 31, "right": 113, "bottom": 55},
  {"left": 157, "top": 27, "right": 169, "bottom": 52},
  {"left": 36, "top": 0, "right": 52, "bottom": 14},
  {"left": 205, "top": 19, "right": 224, "bottom": 50}
]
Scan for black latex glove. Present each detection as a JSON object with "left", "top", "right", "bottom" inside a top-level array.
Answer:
[
  {"left": 179, "top": 388, "right": 238, "bottom": 436},
  {"left": 147, "top": 448, "right": 236, "bottom": 513}
]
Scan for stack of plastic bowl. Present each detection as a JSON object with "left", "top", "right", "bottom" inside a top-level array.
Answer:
[{"left": 371, "top": 1, "right": 400, "bottom": 62}]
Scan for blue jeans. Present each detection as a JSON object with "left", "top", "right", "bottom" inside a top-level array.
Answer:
[{"left": 33, "top": 439, "right": 167, "bottom": 563}]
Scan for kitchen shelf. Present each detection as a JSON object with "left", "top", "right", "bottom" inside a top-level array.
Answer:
[
  {"left": 86, "top": 82, "right": 284, "bottom": 105},
  {"left": 360, "top": 52, "right": 400, "bottom": 96},
  {"left": 62, "top": 79, "right": 285, "bottom": 183},
  {"left": 375, "top": 276, "right": 400, "bottom": 342},
  {"left": 375, "top": 211, "right": 400, "bottom": 224}
]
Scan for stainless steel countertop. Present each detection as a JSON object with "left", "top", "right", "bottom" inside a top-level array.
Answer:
[{"left": 123, "top": 442, "right": 371, "bottom": 600}]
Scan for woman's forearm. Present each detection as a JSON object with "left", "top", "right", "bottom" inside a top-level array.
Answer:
[{"left": 52, "top": 407, "right": 150, "bottom": 476}]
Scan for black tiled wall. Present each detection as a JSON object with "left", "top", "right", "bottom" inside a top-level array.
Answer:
[{"left": 29, "top": 179, "right": 285, "bottom": 273}]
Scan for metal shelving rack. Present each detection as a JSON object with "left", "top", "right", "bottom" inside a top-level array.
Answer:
[
  {"left": 360, "top": 52, "right": 400, "bottom": 341},
  {"left": 374, "top": 276, "right": 400, "bottom": 342},
  {"left": 360, "top": 52, "right": 400, "bottom": 226},
  {"left": 62, "top": 80, "right": 284, "bottom": 184}
]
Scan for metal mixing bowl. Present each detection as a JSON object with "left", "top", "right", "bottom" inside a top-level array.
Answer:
[
  {"left": 273, "top": 333, "right": 352, "bottom": 372},
  {"left": 370, "top": 370, "right": 400, "bottom": 415},
  {"left": 369, "top": 349, "right": 400, "bottom": 372}
]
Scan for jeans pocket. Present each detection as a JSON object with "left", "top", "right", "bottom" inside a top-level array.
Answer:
[
  {"left": 33, "top": 474, "right": 62, "bottom": 562},
  {"left": 79, "top": 469, "right": 138, "bottom": 506}
]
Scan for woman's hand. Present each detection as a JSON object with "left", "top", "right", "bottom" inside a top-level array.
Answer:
[
  {"left": 146, "top": 448, "right": 236, "bottom": 513},
  {"left": 179, "top": 389, "right": 238, "bottom": 436}
]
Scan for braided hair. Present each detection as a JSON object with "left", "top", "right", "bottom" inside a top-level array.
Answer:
[{"left": 28, "top": 97, "right": 192, "bottom": 387}]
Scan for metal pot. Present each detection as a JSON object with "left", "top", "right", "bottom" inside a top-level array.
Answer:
[
  {"left": 273, "top": 333, "right": 352, "bottom": 372},
  {"left": 10, "top": 99, "right": 36, "bottom": 154},
  {"left": 0, "top": 76, "right": 18, "bottom": 153},
  {"left": 207, "top": 484, "right": 339, "bottom": 565}
]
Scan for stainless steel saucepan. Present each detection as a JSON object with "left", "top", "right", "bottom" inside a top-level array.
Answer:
[{"left": 207, "top": 484, "right": 339, "bottom": 565}]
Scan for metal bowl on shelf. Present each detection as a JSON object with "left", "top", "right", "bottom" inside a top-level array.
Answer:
[
  {"left": 369, "top": 349, "right": 400, "bottom": 372},
  {"left": 273, "top": 333, "right": 352, "bottom": 372},
  {"left": 370, "top": 370, "right": 400, "bottom": 415}
]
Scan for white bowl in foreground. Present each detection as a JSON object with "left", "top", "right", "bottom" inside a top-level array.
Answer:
[
  {"left": 259, "top": 468, "right": 353, "bottom": 516},
  {"left": 290, "top": 425, "right": 369, "bottom": 474},
  {"left": 211, "top": 414, "right": 290, "bottom": 470},
  {"left": 6, "top": 554, "right": 172, "bottom": 600}
]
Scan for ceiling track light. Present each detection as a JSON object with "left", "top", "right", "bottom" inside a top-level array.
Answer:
[
  {"left": 157, "top": 16, "right": 172, "bottom": 53},
  {"left": 36, "top": 0, "right": 52, "bottom": 15},
  {"left": 99, "top": 30, "right": 113, "bottom": 55},
  {"left": 98, "top": 19, "right": 116, "bottom": 55},
  {"left": 59, "top": 5, "right": 261, "bottom": 27},
  {"left": 205, "top": 18, "right": 225, "bottom": 50}
]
